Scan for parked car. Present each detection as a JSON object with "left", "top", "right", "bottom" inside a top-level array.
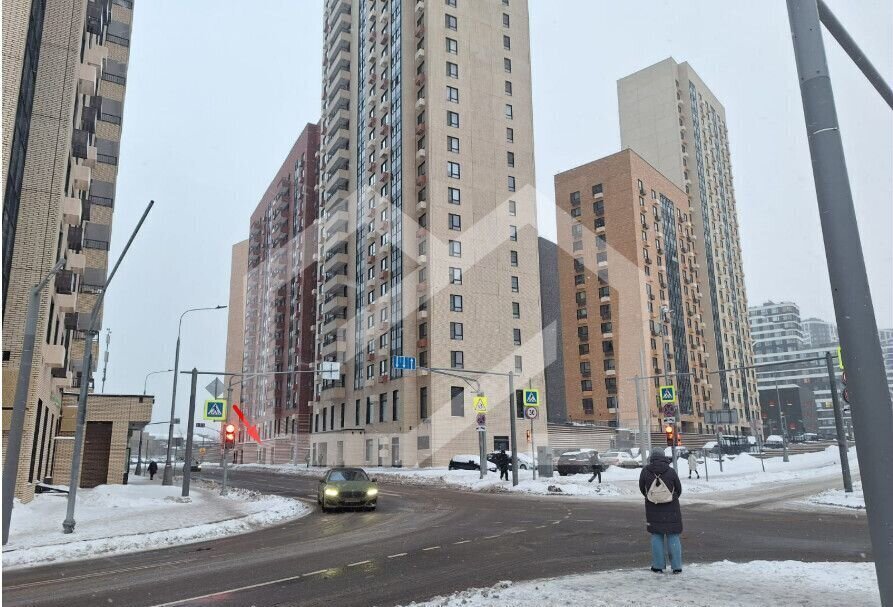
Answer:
[
  {"left": 486, "top": 451, "right": 535, "bottom": 470},
  {"left": 555, "top": 449, "right": 597, "bottom": 476},
  {"left": 803, "top": 433, "right": 820, "bottom": 442},
  {"left": 448, "top": 454, "right": 482, "bottom": 471},
  {"left": 190, "top": 460, "right": 202, "bottom": 472},
  {"left": 764, "top": 435, "right": 785, "bottom": 449},
  {"left": 317, "top": 467, "right": 378, "bottom": 512},
  {"left": 601, "top": 450, "right": 641, "bottom": 468}
]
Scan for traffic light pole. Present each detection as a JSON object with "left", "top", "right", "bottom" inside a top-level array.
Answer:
[
  {"left": 825, "top": 352, "right": 853, "bottom": 493},
  {"left": 221, "top": 445, "right": 230, "bottom": 496}
]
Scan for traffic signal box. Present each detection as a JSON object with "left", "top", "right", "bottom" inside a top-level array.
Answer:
[{"left": 224, "top": 424, "right": 236, "bottom": 449}]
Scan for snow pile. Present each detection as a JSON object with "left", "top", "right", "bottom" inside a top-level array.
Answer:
[
  {"left": 2, "top": 477, "right": 308, "bottom": 569},
  {"left": 401, "top": 560, "right": 879, "bottom": 607},
  {"left": 805, "top": 482, "right": 866, "bottom": 510}
]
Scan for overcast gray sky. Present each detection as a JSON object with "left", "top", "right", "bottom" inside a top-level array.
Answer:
[{"left": 103, "top": 1, "right": 892, "bottom": 435}]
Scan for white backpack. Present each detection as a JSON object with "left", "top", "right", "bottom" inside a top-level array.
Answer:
[{"left": 646, "top": 473, "right": 674, "bottom": 504}]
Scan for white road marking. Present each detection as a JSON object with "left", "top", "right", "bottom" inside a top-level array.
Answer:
[
  {"left": 577, "top": 519, "right": 594, "bottom": 522},
  {"left": 552, "top": 520, "right": 561, "bottom": 525},
  {"left": 422, "top": 546, "right": 440, "bottom": 551},
  {"left": 387, "top": 552, "right": 408, "bottom": 558},
  {"left": 483, "top": 534, "right": 501, "bottom": 540},
  {"left": 509, "top": 529, "right": 525, "bottom": 534},
  {"left": 380, "top": 491, "right": 403, "bottom": 497},
  {"left": 453, "top": 540, "right": 471, "bottom": 545},
  {"left": 347, "top": 560, "right": 371, "bottom": 567},
  {"left": 536, "top": 525, "right": 548, "bottom": 529},
  {"left": 302, "top": 569, "right": 329, "bottom": 577},
  {"left": 149, "top": 569, "right": 328, "bottom": 606}
]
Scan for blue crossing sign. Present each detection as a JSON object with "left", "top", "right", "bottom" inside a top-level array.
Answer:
[
  {"left": 392, "top": 356, "right": 417, "bottom": 370},
  {"left": 522, "top": 389, "right": 540, "bottom": 407},
  {"left": 659, "top": 385, "right": 676, "bottom": 404},
  {"left": 203, "top": 399, "right": 227, "bottom": 421}
]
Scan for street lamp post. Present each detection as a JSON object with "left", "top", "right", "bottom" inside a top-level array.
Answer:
[
  {"left": 161, "top": 306, "right": 226, "bottom": 486},
  {"left": 137, "top": 369, "right": 173, "bottom": 475}
]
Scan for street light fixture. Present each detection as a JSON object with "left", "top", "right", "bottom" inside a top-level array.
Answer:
[{"left": 161, "top": 305, "right": 227, "bottom": 486}]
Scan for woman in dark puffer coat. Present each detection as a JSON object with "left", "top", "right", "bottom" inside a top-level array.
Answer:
[{"left": 639, "top": 453, "right": 683, "bottom": 573}]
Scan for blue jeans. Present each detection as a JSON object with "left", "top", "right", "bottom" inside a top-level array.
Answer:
[{"left": 650, "top": 532, "right": 682, "bottom": 571}]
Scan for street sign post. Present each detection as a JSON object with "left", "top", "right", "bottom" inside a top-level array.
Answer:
[
  {"left": 524, "top": 406, "right": 538, "bottom": 420},
  {"left": 476, "top": 413, "right": 486, "bottom": 428},
  {"left": 659, "top": 385, "right": 676, "bottom": 403},
  {"left": 320, "top": 361, "right": 342, "bottom": 380},
  {"left": 203, "top": 399, "right": 227, "bottom": 421},
  {"left": 476, "top": 413, "right": 487, "bottom": 480},
  {"left": 205, "top": 378, "right": 225, "bottom": 399},
  {"left": 392, "top": 356, "right": 417, "bottom": 371},
  {"left": 522, "top": 389, "right": 540, "bottom": 406}
]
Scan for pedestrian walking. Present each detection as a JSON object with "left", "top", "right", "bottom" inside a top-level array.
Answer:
[
  {"left": 148, "top": 460, "right": 158, "bottom": 481},
  {"left": 687, "top": 452, "right": 700, "bottom": 480},
  {"left": 588, "top": 451, "right": 603, "bottom": 484},
  {"left": 495, "top": 449, "right": 510, "bottom": 481},
  {"left": 639, "top": 453, "right": 683, "bottom": 574}
]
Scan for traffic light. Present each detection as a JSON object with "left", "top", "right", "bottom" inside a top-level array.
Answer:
[
  {"left": 224, "top": 424, "right": 236, "bottom": 449},
  {"left": 664, "top": 425, "right": 675, "bottom": 446}
]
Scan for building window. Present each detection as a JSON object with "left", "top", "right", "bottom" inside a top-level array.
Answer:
[
  {"left": 604, "top": 358, "right": 616, "bottom": 370},
  {"left": 449, "top": 240, "right": 462, "bottom": 257},
  {"left": 507, "top": 152, "right": 515, "bottom": 167},
  {"left": 446, "top": 0, "right": 456, "bottom": 6},
  {"left": 509, "top": 225, "right": 518, "bottom": 241},
  {"left": 447, "top": 86, "right": 459, "bottom": 103},
  {"left": 447, "top": 61, "right": 459, "bottom": 79},
  {"left": 507, "top": 176, "right": 516, "bottom": 192},
  {"left": 503, "top": 35, "right": 511, "bottom": 50},
  {"left": 448, "top": 161, "right": 461, "bottom": 179},
  {"left": 593, "top": 183, "right": 603, "bottom": 195},
  {"left": 447, "top": 110, "right": 459, "bottom": 127},
  {"left": 448, "top": 136, "right": 460, "bottom": 153},
  {"left": 510, "top": 250, "right": 518, "bottom": 266},
  {"left": 451, "top": 350, "right": 464, "bottom": 369},
  {"left": 506, "top": 127, "right": 514, "bottom": 142},
  {"left": 511, "top": 276, "right": 519, "bottom": 292},
  {"left": 582, "top": 398, "right": 594, "bottom": 414},
  {"left": 450, "top": 294, "right": 463, "bottom": 311},
  {"left": 504, "top": 57, "right": 512, "bottom": 72},
  {"left": 450, "top": 322, "right": 464, "bottom": 340},
  {"left": 607, "top": 396, "right": 618, "bottom": 410},
  {"left": 579, "top": 343, "right": 590, "bottom": 355},
  {"left": 602, "top": 340, "right": 614, "bottom": 355},
  {"left": 508, "top": 199, "right": 516, "bottom": 215},
  {"left": 581, "top": 380, "right": 593, "bottom": 392},
  {"left": 512, "top": 302, "right": 520, "bottom": 319},
  {"left": 513, "top": 328, "right": 522, "bottom": 346},
  {"left": 379, "top": 393, "right": 387, "bottom": 423},
  {"left": 451, "top": 386, "right": 464, "bottom": 416},
  {"left": 580, "top": 361, "right": 592, "bottom": 377},
  {"left": 445, "top": 14, "right": 457, "bottom": 30},
  {"left": 448, "top": 213, "right": 461, "bottom": 231},
  {"left": 446, "top": 37, "right": 458, "bottom": 54},
  {"left": 420, "top": 387, "right": 429, "bottom": 419},
  {"left": 502, "top": 12, "right": 510, "bottom": 27},
  {"left": 448, "top": 186, "right": 461, "bottom": 204},
  {"left": 505, "top": 81, "right": 513, "bottom": 96},
  {"left": 576, "top": 308, "right": 588, "bottom": 320},
  {"left": 449, "top": 266, "right": 462, "bottom": 284},
  {"left": 594, "top": 201, "right": 604, "bottom": 215},
  {"left": 578, "top": 326, "right": 589, "bottom": 341}
]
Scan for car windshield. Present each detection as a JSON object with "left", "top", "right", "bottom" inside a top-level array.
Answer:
[{"left": 327, "top": 469, "right": 369, "bottom": 482}]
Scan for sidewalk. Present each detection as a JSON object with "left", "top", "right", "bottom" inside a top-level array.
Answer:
[
  {"left": 2, "top": 477, "right": 308, "bottom": 569},
  {"left": 401, "top": 560, "right": 879, "bottom": 606}
]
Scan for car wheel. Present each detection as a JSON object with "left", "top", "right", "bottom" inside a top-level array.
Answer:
[
  {"left": 558, "top": 471, "right": 567, "bottom": 476},
  {"left": 519, "top": 464, "right": 528, "bottom": 470},
  {"left": 448, "top": 464, "right": 455, "bottom": 470}
]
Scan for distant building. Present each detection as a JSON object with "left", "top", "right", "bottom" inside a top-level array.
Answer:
[
  {"left": 554, "top": 149, "right": 711, "bottom": 434},
  {"left": 224, "top": 240, "right": 248, "bottom": 435},
  {"left": 538, "top": 238, "right": 566, "bottom": 423},
  {"left": 748, "top": 301, "right": 807, "bottom": 356},
  {"left": 802, "top": 317, "right": 838, "bottom": 348},
  {"left": 759, "top": 383, "right": 817, "bottom": 436}
]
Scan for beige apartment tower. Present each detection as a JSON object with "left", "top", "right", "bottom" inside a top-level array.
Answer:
[
  {"left": 618, "top": 58, "right": 759, "bottom": 434},
  {"left": 555, "top": 150, "right": 711, "bottom": 433},
  {"left": 311, "top": 0, "right": 547, "bottom": 467},
  {"left": 2, "top": 0, "right": 135, "bottom": 499}
]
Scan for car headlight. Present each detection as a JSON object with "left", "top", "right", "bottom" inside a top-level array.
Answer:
[
  {"left": 366, "top": 487, "right": 378, "bottom": 497},
  {"left": 324, "top": 487, "right": 339, "bottom": 497}
]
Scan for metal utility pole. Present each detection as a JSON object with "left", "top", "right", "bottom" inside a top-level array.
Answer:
[
  {"left": 100, "top": 328, "right": 111, "bottom": 393},
  {"left": 825, "top": 352, "right": 853, "bottom": 493},
  {"left": 508, "top": 371, "right": 518, "bottom": 487},
  {"left": 788, "top": 4, "right": 893, "bottom": 601},
  {"left": 774, "top": 380, "right": 790, "bottom": 463},
  {"left": 181, "top": 369, "right": 199, "bottom": 497},
  {"left": 162, "top": 305, "right": 226, "bottom": 486},
  {"left": 2, "top": 258, "right": 66, "bottom": 546},
  {"left": 64, "top": 201, "right": 154, "bottom": 534},
  {"left": 478, "top": 426, "right": 487, "bottom": 480},
  {"left": 635, "top": 349, "right": 650, "bottom": 466}
]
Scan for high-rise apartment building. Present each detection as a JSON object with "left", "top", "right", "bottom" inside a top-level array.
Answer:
[
  {"left": 2, "top": 0, "right": 134, "bottom": 499},
  {"left": 555, "top": 150, "right": 711, "bottom": 434},
  {"left": 802, "top": 317, "right": 838, "bottom": 348},
  {"left": 238, "top": 124, "right": 320, "bottom": 465},
  {"left": 618, "top": 57, "right": 759, "bottom": 433},
  {"left": 538, "top": 237, "right": 566, "bottom": 423},
  {"left": 311, "top": 0, "right": 547, "bottom": 467},
  {"left": 224, "top": 240, "right": 248, "bottom": 414},
  {"left": 748, "top": 301, "right": 807, "bottom": 356}
]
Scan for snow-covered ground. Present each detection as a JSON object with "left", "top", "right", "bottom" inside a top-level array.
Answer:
[
  {"left": 803, "top": 481, "right": 866, "bottom": 510},
  {"left": 2, "top": 477, "right": 308, "bottom": 569},
  {"left": 401, "top": 560, "right": 880, "bottom": 607},
  {"left": 214, "top": 446, "right": 857, "bottom": 502}
]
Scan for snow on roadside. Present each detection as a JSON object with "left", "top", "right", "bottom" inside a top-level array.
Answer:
[
  {"left": 2, "top": 477, "right": 308, "bottom": 569},
  {"left": 400, "top": 560, "right": 879, "bottom": 607},
  {"left": 210, "top": 446, "right": 857, "bottom": 500},
  {"left": 803, "top": 482, "right": 866, "bottom": 510}
]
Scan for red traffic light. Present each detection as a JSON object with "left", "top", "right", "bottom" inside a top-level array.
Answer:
[
  {"left": 224, "top": 424, "right": 236, "bottom": 435},
  {"left": 664, "top": 426, "right": 675, "bottom": 445}
]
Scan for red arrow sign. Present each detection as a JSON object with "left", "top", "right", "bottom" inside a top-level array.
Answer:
[{"left": 232, "top": 404, "right": 261, "bottom": 443}]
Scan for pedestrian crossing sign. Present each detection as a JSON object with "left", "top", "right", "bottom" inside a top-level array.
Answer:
[
  {"left": 523, "top": 389, "right": 540, "bottom": 407},
  {"left": 659, "top": 385, "right": 676, "bottom": 404},
  {"left": 203, "top": 399, "right": 227, "bottom": 421}
]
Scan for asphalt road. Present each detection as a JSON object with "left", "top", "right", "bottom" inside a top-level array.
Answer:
[{"left": 3, "top": 467, "right": 871, "bottom": 607}]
